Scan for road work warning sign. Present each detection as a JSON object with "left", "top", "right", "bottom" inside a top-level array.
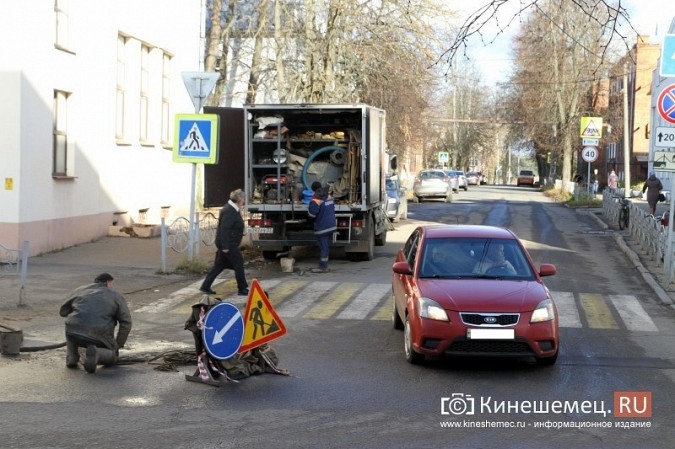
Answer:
[{"left": 239, "top": 279, "right": 287, "bottom": 353}]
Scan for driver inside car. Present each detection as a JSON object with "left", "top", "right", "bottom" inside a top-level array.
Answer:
[{"left": 474, "top": 243, "right": 516, "bottom": 275}]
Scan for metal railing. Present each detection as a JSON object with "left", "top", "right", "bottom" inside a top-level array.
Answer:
[
  {"left": 602, "top": 191, "right": 674, "bottom": 285},
  {"left": 159, "top": 212, "right": 219, "bottom": 272}
]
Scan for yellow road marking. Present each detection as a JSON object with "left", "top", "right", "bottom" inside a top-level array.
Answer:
[
  {"left": 265, "top": 279, "right": 307, "bottom": 306},
  {"left": 304, "top": 283, "right": 363, "bottom": 319},
  {"left": 579, "top": 293, "right": 618, "bottom": 329}
]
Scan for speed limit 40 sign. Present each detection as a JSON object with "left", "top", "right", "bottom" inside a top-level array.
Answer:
[{"left": 581, "top": 146, "right": 599, "bottom": 163}]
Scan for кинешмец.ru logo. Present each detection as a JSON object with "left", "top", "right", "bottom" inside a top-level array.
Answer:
[
  {"left": 441, "top": 393, "right": 475, "bottom": 415},
  {"left": 441, "top": 392, "right": 652, "bottom": 418}
]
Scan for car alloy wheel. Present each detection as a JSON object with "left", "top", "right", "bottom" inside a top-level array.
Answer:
[{"left": 404, "top": 316, "right": 424, "bottom": 364}]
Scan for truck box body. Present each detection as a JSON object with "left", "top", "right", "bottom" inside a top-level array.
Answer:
[
  {"left": 204, "top": 104, "right": 390, "bottom": 261},
  {"left": 245, "top": 103, "right": 389, "bottom": 261}
]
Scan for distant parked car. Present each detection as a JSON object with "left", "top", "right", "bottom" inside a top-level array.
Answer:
[
  {"left": 385, "top": 176, "right": 407, "bottom": 221},
  {"left": 456, "top": 170, "right": 468, "bottom": 191},
  {"left": 444, "top": 171, "right": 460, "bottom": 193},
  {"left": 413, "top": 169, "right": 453, "bottom": 203},
  {"left": 517, "top": 170, "right": 536, "bottom": 187},
  {"left": 466, "top": 171, "right": 481, "bottom": 186}
]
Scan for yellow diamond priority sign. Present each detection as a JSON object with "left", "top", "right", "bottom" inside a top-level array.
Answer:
[{"left": 239, "top": 279, "right": 287, "bottom": 353}]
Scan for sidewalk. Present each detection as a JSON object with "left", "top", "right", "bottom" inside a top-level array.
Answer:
[{"left": 0, "top": 236, "right": 220, "bottom": 345}]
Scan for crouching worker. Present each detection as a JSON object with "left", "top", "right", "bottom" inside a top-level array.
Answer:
[{"left": 59, "top": 273, "right": 132, "bottom": 373}]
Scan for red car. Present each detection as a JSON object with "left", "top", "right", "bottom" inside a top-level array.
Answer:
[{"left": 391, "top": 225, "right": 559, "bottom": 365}]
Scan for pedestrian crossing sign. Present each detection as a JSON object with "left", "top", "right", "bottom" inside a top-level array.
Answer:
[
  {"left": 239, "top": 279, "right": 287, "bottom": 353},
  {"left": 173, "top": 113, "right": 219, "bottom": 164},
  {"left": 579, "top": 117, "right": 603, "bottom": 139}
]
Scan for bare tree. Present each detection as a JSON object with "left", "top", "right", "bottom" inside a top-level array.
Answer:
[
  {"left": 506, "top": 0, "right": 613, "bottom": 183},
  {"left": 437, "top": 0, "right": 636, "bottom": 76}
]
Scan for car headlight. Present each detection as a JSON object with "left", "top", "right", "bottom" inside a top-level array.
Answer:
[
  {"left": 418, "top": 296, "right": 449, "bottom": 321},
  {"left": 530, "top": 299, "right": 555, "bottom": 323}
]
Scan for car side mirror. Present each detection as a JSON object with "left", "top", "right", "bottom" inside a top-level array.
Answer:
[
  {"left": 539, "top": 263, "right": 556, "bottom": 277},
  {"left": 392, "top": 261, "right": 412, "bottom": 275}
]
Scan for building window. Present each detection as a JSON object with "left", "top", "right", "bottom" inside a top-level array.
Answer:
[
  {"left": 161, "top": 52, "right": 172, "bottom": 147},
  {"left": 54, "top": 0, "right": 70, "bottom": 51},
  {"left": 116, "top": 35, "right": 128, "bottom": 142},
  {"left": 140, "top": 44, "right": 151, "bottom": 143},
  {"left": 53, "top": 90, "right": 71, "bottom": 176}
]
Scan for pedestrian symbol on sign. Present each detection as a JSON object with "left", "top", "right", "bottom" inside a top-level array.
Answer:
[{"left": 181, "top": 123, "right": 207, "bottom": 152}]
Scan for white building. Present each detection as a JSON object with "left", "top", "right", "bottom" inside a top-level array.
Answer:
[{"left": 0, "top": 0, "right": 205, "bottom": 256}]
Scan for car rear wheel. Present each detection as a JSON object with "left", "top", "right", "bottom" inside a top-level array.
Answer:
[
  {"left": 404, "top": 316, "right": 424, "bottom": 364},
  {"left": 392, "top": 294, "right": 404, "bottom": 330}
]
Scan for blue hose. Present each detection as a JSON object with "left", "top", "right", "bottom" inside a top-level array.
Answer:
[{"left": 301, "top": 146, "right": 346, "bottom": 190}]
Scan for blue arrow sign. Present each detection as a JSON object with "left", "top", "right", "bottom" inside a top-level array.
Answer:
[
  {"left": 202, "top": 302, "right": 244, "bottom": 360},
  {"left": 661, "top": 34, "right": 675, "bottom": 77}
]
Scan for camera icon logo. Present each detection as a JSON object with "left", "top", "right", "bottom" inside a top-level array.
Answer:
[{"left": 441, "top": 393, "right": 475, "bottom": 415}]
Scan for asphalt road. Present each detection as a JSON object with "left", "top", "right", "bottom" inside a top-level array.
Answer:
[{"left": 2, "top": 185, "right": 674, "bottom": 449}]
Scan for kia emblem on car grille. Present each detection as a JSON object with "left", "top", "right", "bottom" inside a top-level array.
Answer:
[{"left": 484, "top": 316, "right": 497, "bottom": 324}]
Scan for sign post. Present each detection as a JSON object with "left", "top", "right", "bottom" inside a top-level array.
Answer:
[
  {"left": 180, "top": 72, "right": 220, "bottom": 261},
  {"left": 581, "top": 146, "right": 599, "bottom": 195}
]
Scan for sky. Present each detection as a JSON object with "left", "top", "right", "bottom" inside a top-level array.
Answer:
[{"left": 446, "top": 0, "right": 675, "bottom": 87}]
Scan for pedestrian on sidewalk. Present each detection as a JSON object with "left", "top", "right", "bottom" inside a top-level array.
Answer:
[
  {"left": 308, "top": 181, "right": 336, "bottom": 274},
  {"left": 59, "top": 272, "right": 132, "bottom": 373},
  {"left": 608, "top": 170, "right": 619, "bottom": 194},
  {"left": 200, "top": 188, "right": 249, "bottom": 296},
  {"left": 643, "top": 172, "right": 663, "bottom": 215}
]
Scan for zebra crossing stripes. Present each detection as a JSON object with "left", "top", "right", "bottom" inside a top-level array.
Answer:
[
  {"left": 550, "top": 291, "right": 658, "bottom": 332},
  {"left": 276, "top": 281, "right": 338, "bottom": 318},
  {"left": 336, "top": 284, "right": 391, "bottom": 320},
  {"left": 166, "top": 281, "right": 659, "bottom": 333},
  {"left": 551, "top": 291, "right": 582, "bottom": 328},
  {"left": 607, "top": 294, "right": 659, "bottom": 332},
  {"left": 303, "top": 282, "right": 363, "bottom": 319},
  {"left": 579, "top": 293, "right": 619, "bottom": 329}
]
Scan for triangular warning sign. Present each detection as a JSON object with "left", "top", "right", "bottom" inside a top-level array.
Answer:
[
  {"left": 581, "top": 120, "right": 600, "bottom": 137},
  {"left": 238, "top": 279, "right": 287, "bottom": 353},
  {"left": 180, "top": 123, "right": 208, "bottom": 152}
]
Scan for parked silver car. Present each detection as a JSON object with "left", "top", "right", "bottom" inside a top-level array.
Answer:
[
  {"left": 444, "top": 171, "right": 460, "bottom": 193},
  {"left": 385, "top": 176, "right": 407, "bottom": 221},
  {"left": 413, "top": 169, "right": 453, "bottom": 202},
  {"left": 456, "top": 170, "right": 468, "bottom": 191}
]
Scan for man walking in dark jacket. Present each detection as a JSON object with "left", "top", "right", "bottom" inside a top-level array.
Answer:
[
  {"left": 308, "top": 182, "right": 337, "bottom": 273},
  {"left": 59, "top": 272, "right": 132, "bottom": 373},
  {"left": 200, "top": 188, "right": 249, "bottom": 296}
]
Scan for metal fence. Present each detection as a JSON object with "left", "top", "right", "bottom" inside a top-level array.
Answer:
[
  {"left": 602, "top": 191, "right": 674, "bottom": 285},
  {"left": 160, "top": 212, "right": 219, "bottom": 272}
]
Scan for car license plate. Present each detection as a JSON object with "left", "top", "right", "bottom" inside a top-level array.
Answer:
[
  {"left": 467, "top": 328, "right": 515, "bottom": 340},
  {"left": 247, "top": 227, "right": 274, "bottom": 234}
]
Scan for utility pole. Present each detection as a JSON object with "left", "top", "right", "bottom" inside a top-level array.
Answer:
[{"left": 623, "top": 63, "right": 631, "bottom": 198}]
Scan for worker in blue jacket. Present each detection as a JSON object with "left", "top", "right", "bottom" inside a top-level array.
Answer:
[{"left": 308, "top": 181, "right": 337, "bottom": 273}]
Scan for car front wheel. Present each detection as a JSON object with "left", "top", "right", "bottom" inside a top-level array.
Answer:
[{"left": 404, "top": 316, "right": 425, "bottom": 364}]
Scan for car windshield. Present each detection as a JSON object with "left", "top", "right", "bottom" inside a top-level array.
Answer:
[
  {"left": 419, "top": 238, "right": 535, "bottom": 280},
  {"left": 386, "top": 179, "right": 397, "bottom": 190}
]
